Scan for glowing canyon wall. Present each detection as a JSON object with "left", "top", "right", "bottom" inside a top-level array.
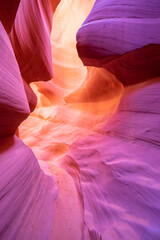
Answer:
[{"left": 0, "top": 0, "right": 160, "bottom": 240}]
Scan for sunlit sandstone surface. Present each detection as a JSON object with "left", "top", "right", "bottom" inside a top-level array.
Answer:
[{"left": 0, "top": 0, "right": 160, "bottom": 239}]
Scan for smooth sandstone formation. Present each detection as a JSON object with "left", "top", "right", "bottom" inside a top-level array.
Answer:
[
  {"left": 66, "top": 1, "right": 160, "bottom": 239},
  {"left": 61, "top": 79, "right": 160, "bottom": 240},
  {"left": 0, "top": 0, "right": 160, "bottom": 239},
  {"left": 0, "top": 10, "right": 58, "bottom": 239},
  {"left": 50, "top": 0, "right": 95, "bottom": 90},
  {"left": 49, "top": 164, "right": 83, "bottom": 240},
  {"left": 0, "top": 22, "right": 30, "bottom": 137},
  {"left": 0, "top": 136, "right": 57, "bottom": 239},
  {"left": 10, "top": 0, "right": 54, "bottom": 83},
  {"left": 64, "top": 67, "right": 123, "bottom": 104},
  {"left": 0, "top": 1, "right": 62, "bottom": 239},
  {"left": 76, "top": 0, "right": 160, "bottom": 85}
]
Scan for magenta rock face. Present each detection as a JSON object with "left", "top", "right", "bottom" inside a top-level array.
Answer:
[
  {"left": 0, "top": 136, "right": 57, "bottom": 240},
  {"left": 76, "top": 0, "right": 160, "bottom": 85},
  {"left": 0, "top": 22, "right": 30, "bottom": 137},
  {"left": 10, "top": 0, "right": 53, "bottom": 83},
  {"left": 103, "top": 44, "right": 160, "bottom": 86},
  {"left": 0, "top": 14, "right": 57, "bottom": 239},
  {"left": 61, "top": 79, "right": 160, "bottom": 239}
]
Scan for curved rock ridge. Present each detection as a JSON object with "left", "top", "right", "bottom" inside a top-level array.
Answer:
[
  {"left": 23, "top": 80, "right": 37, "bottom": 112},
  {"left": 0, "top": 136, "right": 57, "bottom": 240},
  {"left": 60, "top": 78, "right": 160, "bottom": 240},
  {"left": 0, "top": 22, "right": 30, "bottom": 137},
  {"left": 0, "top": 3, "right": 59, "bottom": 238},
  {"left": 19, "top": 0, "right": 123, "bottom": 162},
  {"left": 50, "top": 0, "right": 95, "bottom": 90},
  {"left": 76, "top": 0, "right": 160, "bottom": 85},
  {"left": 64, "top": 67, "right": 123, "bottom": 104},
  {"left": 48, "top": 0, "right": 124, "bottom": 112},
  {"left": 10, "top": 0, "right": 54, "bottom": 83},
  {"left": 103, "top": 44, "right": 160, "bottom": 86}
]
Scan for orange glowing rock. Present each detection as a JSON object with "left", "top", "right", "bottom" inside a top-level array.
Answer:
[
  {"left": 64, "top": 67, "right": 123, "bottom": 103},
  {"left": 20, "top": 0, "right": 122, "bottom": 160}
]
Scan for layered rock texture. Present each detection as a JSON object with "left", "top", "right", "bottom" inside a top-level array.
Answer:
[
  {"left": 9, "top": 0, "right": 54, "bottom": 83},
  {"left": 0, "top": 2, "right": 58, "bottom": 239},
  {"left": 76, "top": 0, "right": 160, "bottom": 85},
  {"left": 0, "top": 22, "right": 30, "bottom": 137},
  {"left": 62, "top": 79, "right": 160, "bottom": 239},
  {"left": 0, "top": 0, "right": 160, "bottom": 240},
  {"left": 0, "top": 136, "right": 57, "bottom": 240}
]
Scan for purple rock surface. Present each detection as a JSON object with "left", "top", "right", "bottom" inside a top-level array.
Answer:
[{"left": 76, "top": 0, "right": 160, "bottom": 85}]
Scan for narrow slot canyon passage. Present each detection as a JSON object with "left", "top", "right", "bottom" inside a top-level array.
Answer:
[{"left": 0, "top": 0, "right": 160, "bottom": 239}]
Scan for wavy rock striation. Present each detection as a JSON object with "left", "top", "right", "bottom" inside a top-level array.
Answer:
[
  {"left": 61, "top": 79, "right": 160, "bottom": 240},
  {"left": 0, "top": 22, "right": 30, "bottom": 137},
  {"left": 0, "top": 136, "right": 57, "bottom": 240},
  {"left": 0, "top": 2, "right": 58, "bottom": 239},
  {"left": 10, "top": 0, "right": 54, "bottom": 83},
  {"left": 76, "top": 0, "right": 160, "bottom": 85}
]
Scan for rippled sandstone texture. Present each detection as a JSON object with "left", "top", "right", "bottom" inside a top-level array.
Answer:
[
  {"left": 76, "top": 0, "right": 160, "bottom": 85},
  {"left": 0, "top": 1, "right": 58, "bottom": 239},
  {"left": 0, "top": 0, "right": 160, "bottom": 240}
]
